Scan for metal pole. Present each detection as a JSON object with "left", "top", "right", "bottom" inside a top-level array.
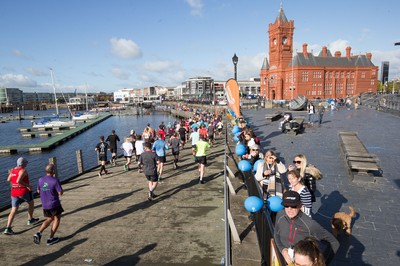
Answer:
[
  {"left": 223, "top": 123, "right": 230, "bottom": 266},
  {"left": 48, "top": 157, "right": 58, "bottom": 178},
  {"left": 50, "top": 68, "right": 59, "bottom": 115}
]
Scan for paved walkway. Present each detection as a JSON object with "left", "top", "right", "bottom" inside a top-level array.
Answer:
[
  {"left": 243, "top": 105, "right": 400, "bottom": 265},
  {"left": 0, "top": 138, "right": 226, "bottom": 265}
]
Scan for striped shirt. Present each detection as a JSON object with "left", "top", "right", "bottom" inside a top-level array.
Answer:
[{"left": 290, "top": 186, "right": 313, "bottom": 217}]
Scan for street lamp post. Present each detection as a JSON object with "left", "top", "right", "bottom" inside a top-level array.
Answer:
[{"left": 232, "top": 53, "right": 238, "bottom": 81}]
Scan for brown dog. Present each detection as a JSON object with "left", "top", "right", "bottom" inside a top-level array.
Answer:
[{"left": 331, "top": 206, "right": 355, "bottom": 237}]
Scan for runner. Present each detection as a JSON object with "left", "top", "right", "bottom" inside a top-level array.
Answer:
[
  {"left": 194, "top": 134, "right": 211, "bottom": 184},
  {"left": 138, "top": 142, "right": 159, "bottom": 201}
]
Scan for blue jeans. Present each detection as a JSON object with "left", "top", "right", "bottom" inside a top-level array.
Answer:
[{"left": 307, "top": 113, "right": 314, "bottom": 123}]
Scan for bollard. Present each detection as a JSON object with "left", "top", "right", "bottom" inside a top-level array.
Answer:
[
  {"left": 48, "top": 157, "right": 58, "bottom": 178},
  {"left": 76, "top": 149, "right": 84, "bottom": 174}
]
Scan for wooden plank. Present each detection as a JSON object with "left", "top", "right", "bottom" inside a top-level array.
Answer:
[
  {"left": 348, "top": 161, "right": 379, "bottom": 171},
  {"left": 347, "top": 156, "right": 378, "bottom": 163},
  {"left": 225, "top": 167, "right": 237, "bottom": 196},
  {"left": 346, "top": 151, "right": 376, "bottom": 158},
  {"left": 226, "top": 165, "right": 235, "bottom": 179},
  {"left": 227, "top": 209, "right": 241, "bottom": 244},
  {"left": 339, "top": 131, "right": 358, "bottom": 136}
]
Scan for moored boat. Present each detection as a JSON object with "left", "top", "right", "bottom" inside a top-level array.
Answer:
[
  {"left": 32, "top": 117, "right": 75, "bottom": 128},
  {"left": 72, "top": 112, "right": 99, "bottom": 121}
]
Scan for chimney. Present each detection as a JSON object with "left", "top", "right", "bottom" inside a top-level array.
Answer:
[
  {"left": 334, "top": 51, "right": 341, "bottom": 58},
  {"left": 366, "top": 53, "right": 372, "bottom": 60},
  {"left": 302, "top": 43, "right": 308, "bottom": 58},
  {"left": 322, "top": 46, "right": 327, "bottom": 57},
  {"left": 346, "top": 46, "right": 351, "bottom": 59}
]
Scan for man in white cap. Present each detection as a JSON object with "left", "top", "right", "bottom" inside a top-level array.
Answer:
[{"left": 4, "top": 157, "right": 39, "bottom": 235}]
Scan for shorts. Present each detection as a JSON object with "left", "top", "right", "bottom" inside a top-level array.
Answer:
[
  {"left": 192, "top": 144, "right": 197, "bottom": 149},
  {"left": 157, "top": 155, "right": 166, "bottom": 163},
  {"left": 11, "top": 191, "right": 34, "bottom": 207},
  {"left": 124, "top": 155, "right": 132, "bottom": 159},
  {"left": 218, "top": 128, "right": 222, "bottom": 132},
  {"left": 196, "top": 156, "right": 207, "bottom": 165},
  {"left": 172, "top": 149, "right": 180, "bottom": 156},
  {"left": 110, "top": 148, "right": 117, "bottom": 153},
  {"left": 43, "top": 205, "right": 64, "bottom": 217},
  {"left": 180, "top": 135, "right": 186, "bottom": 142},
  {"left": 99, "top": 155, "right": 108, "bottom": 162},
  {"left": 146, "top": 174, "right": 159, "bottom": 182},
  {"left": 208, "top": 135, "right": 214, "bottom": 141}
]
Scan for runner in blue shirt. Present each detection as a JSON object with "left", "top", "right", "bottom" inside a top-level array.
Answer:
[{"left": 152, "top": 133, "right": 169, "bottom": 181}]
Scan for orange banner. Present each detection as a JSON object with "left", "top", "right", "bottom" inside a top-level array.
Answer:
[{"left": 225, "top": 79, "right": 241, "bottom": 118}]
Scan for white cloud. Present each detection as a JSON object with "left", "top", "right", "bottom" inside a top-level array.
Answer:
[
  {"left": 185, "top": 0, "right": 203, "bottom": 16},
  {"left": 25, "top": 67, "right": 47, "bottom": 77},
  {"left": 328, "top": 39, "right": 351, "bottom": 54},
  {"left": 0, "top": 73, "right": 37, "bottom": 88},
  {"left": 12, "top": 49, "right": 25, "bottom": 57},
  {"left": 111, "top": 67, "right": 130, "bottom": 80},
  {"left": 143, "top": 60, "right": 178, "bottom": 72},
  {"left": 110, "top": 38, "right": 142, "bottom": 60}
]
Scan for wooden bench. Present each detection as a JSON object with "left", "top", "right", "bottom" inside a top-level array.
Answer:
[
  {"left": 265, "top": 112, "right": 282, "bottom": 122},
  {"left": 338, "top": 131, "right": 381, "bottom": 182}
]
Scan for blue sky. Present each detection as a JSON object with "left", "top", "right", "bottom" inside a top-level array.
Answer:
[{"left": 1, "top": 0, "right": 399, "bottom": 93}]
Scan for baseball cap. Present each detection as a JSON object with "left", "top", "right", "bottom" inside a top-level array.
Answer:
[
  {"left": 17, "top": 157, "right": 28, "bottom": 166},
  {"left": 281, "top": 191, "right": 301, "bottom": 207}
]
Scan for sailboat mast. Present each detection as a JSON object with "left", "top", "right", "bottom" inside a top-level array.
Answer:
[
  {"left": 85, "top": 84, "right": 89, "bottom": 112},
  {"left": 50, "top": 68, "right": 59, "bottom": 115}
]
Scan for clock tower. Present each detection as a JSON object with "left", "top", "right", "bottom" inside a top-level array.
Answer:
[{"left": 260, "top": 3, "right": 294, "bottom": 100}]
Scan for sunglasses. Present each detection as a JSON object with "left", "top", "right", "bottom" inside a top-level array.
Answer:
[
  {"left": 293, "top": 160, "right": 302, "bottom": 164},
  {"left": 284, "top": 205, "right": 298, "bottom": 209},
  {"left": 268, "top": 156, "right": 276, "bottom": 160},
  {"left": 252, "top": 149, "right": 259, "bottom": 151}
]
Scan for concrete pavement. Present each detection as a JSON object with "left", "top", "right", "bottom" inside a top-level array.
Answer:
[{"left": 243, "top": 105, "right": 400, "bottom": 265}]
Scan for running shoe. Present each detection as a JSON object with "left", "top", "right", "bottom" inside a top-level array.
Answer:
[
  {"left": 27, "top": 218, "right": 40, "bottom": 225},
  {"left": 47, "top": 237, "right": 59, "bottom": 245},
  {"left": 3, "top": 227, "right": 15, "bottom": 235},
  {"left": 33, "top": 232, "right": 42, "bottom": 244}
]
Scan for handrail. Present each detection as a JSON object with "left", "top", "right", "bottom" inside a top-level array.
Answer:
[{"left": 223, "top": 118, "right": 286, "bottom": 266}]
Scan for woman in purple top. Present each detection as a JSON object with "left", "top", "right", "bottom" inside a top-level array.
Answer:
[{"left": 33, "top": 164, "right": 64, "bottom": 245}]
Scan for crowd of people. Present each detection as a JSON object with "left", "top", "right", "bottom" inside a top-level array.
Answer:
[
  {"left": 93, "top": 110, "right": 224, "bottom": 201},
  {"left": 3, "top": 109, "right": 224, "bottom": 246},
  {"left": 235, "top": 115, "right": 338, "bottom": 265}
]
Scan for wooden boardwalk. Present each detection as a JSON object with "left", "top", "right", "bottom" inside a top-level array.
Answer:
[
  {"left": 0, "top": 137, "right": 226, "bottom": 265},
  {"left": 0, "top": 114, "right": 112, "bottom": 153}
]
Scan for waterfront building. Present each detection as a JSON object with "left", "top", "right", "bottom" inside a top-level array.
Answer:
[
  {"left": 185, "top": 76, "right": 213, "bottom": 100},
  {"left": 0, "top": 88, "right": 23, "bottom": 106},
  {"left": 260, "top": 4, "right": 378, "bottom": 100},
  {"left": 380, "top": 61, "right": 389, "bottom": 84}
]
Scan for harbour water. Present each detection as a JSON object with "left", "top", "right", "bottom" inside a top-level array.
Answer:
[{"left": 0, "top": 109, "right": 175, "bottom": 209}]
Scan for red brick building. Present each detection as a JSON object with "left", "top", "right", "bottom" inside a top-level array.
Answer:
[{"left": 260, "top": 5, "right": 378, "bottom": 100}]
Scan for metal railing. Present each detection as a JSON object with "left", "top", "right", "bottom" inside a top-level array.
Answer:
[{"left": 223, "top": 122, "right": 286, "bottom": 266}]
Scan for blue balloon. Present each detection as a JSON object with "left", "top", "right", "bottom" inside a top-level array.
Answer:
[
  {"left": 235, "top": 144, "right": 247, "bottom": 156},
  {"left": 238, "top": 160, "right": 252, "bottom": 172},
  {"left": 267, "top": 196, "right": 284, "bottom": 212},
  {"left": 244, "top": 196, "right": 264, "bottom": 213},
  {"left": 253, "top": 159, "right": 264, "bottom": 173},
  {"left": 234, "top": 135, "right": 239, "bottom": 142},
  {"left": 232, "top": 126, "right": 240, "bottom": 134}
]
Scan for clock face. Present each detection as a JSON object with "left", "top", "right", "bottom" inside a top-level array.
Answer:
[
  {"left": 282, "top": 37, "right": 287, "bottom": 44},
  {"left": 273, "top": 38, "right": 277, "bottom": 45}
]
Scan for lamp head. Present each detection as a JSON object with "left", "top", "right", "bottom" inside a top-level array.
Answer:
[{"left": 232, "top": 53, "right": 238, "bottom": 65}]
